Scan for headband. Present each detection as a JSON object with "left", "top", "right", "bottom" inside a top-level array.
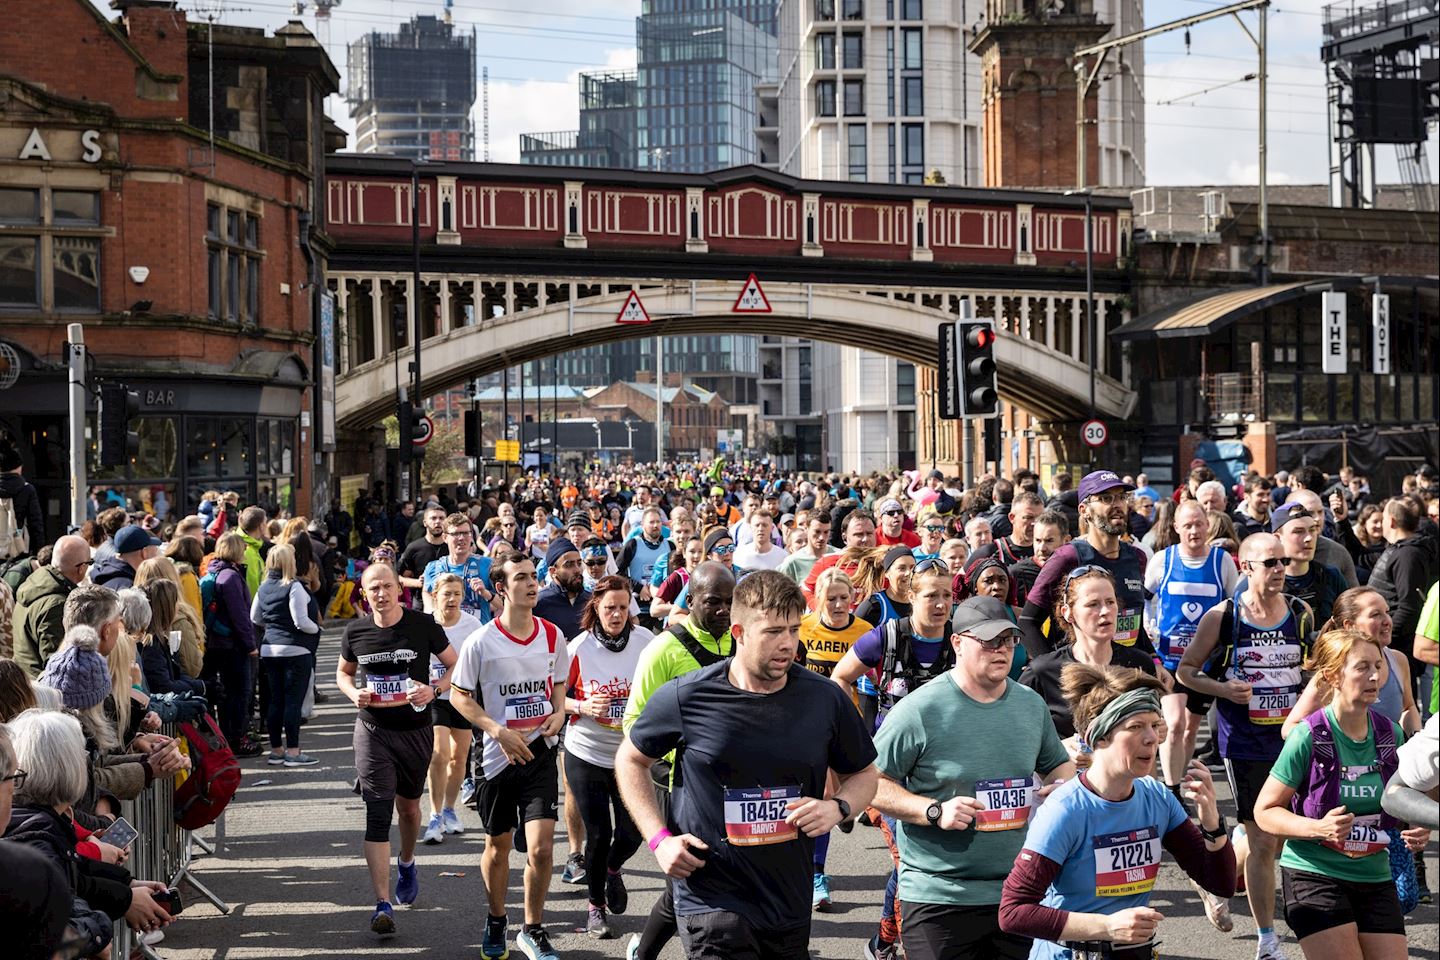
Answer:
[
  {"left": 581, "top": 545, "right": 608, "bottom": 561},
  {"left": 703, "top": 528, "right": 732, "bottom": 555},
  {"left": 1085, "top": 688, "right": 1163, "bottom": 748},
  {"left": 882, "top": 545, "right": 913, "bottom": 571}
]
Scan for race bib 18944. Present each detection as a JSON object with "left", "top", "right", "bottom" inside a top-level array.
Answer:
[
  {"left": 973, "top": 777, "right": 1035, "bottom": 832},
  {"left": 1093, "top": 825, "right": 1162, "bottom": 897},
  {"left": 366, "top": 675, "right": 409, "bottom": 704},
  {"left": 723, "top": 786, "right": 801, "bottom": 846}
]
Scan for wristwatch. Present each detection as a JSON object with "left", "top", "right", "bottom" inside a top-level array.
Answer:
[
  {"left": 833, "top": 797, "right": 851, "bottom": 823},
  {"left": 925, "top": 801, "right": 943, "bottom": 827},
  {"left": 1200, "top": 815, "right": 1228, "bottom": 842}
]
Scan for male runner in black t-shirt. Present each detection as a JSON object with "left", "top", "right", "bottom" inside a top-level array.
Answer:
[
  {"left": 398, "top": 504, "right": 449, "bottom": 608},
  {"left": 338, "top": 563, "right": 457, "bottom": 936},
  {"left": 617, "top": 570, "right": 878, "bottom": 958}
]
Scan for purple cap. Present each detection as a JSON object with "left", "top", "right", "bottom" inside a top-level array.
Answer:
[
  {"left": 1077, "top": 470, "right": 1136, "bottom": 502},
  {"left": 1270, "top": 501, "right": 1313, "bottom": 533}
]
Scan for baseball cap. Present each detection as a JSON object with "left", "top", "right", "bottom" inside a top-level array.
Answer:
[
  {"left": 1270, "top": 501, "right": 1312, "bottom": 533},
  {"left": 113, "top": 524, "right": 162, "bottom": 554},
  {"left": 951, "top": 596, "right": 1021, "bottom": 641},
  {"left": 1077, "top": 470, "right": 1136, "bottom": 502}
]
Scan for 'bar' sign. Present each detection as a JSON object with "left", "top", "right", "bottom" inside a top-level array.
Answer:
[{"left": 1321, "top": 292, "right": 1347, "bottom": 375}]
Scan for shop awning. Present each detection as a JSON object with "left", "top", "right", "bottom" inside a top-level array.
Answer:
[{"left": 1113, "top": 279, "right": 1343, "bottom": 341}]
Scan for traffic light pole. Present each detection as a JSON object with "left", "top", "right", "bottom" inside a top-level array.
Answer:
[
  {"left": 66, "top": 323, "right": 87, "bottom": 531},
  {"left": 410, "top": 160, "right": 423, "bottom": 503}
]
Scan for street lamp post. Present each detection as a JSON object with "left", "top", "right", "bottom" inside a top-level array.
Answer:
[{"left": 409, "top": 158, "right": 425, "bottom": 501}]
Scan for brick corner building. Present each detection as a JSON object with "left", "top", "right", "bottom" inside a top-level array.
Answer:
[{"left": 0, "top": 0, "right": 340, "bottom": 539}]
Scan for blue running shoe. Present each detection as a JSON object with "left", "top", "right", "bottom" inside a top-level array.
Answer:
[
  {"left": 482, "top": 915, "right": 509, "bottom": 959},
  {"left": 395, "top": 860, "right": 419, "bottom": 905},
  {"left": 812, "top": 872, "right": 832, "bottom": 911},
  {"left": 370, "top": 900, "right": 395, "bottom": 936}
]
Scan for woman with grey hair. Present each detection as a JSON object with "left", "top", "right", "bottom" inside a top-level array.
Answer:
[{"left": 3, "top": 709, "right": 175, "bottom": 938}]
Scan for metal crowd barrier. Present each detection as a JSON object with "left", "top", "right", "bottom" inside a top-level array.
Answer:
[{"left": 111, "top": 723, "right": 232, "bottom": 959}]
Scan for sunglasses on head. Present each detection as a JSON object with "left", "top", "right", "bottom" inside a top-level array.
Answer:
[
  {"left": 914, "top": 557, "right": 949, "bottom": 575},
  {"left": 1063, "top": 564, "right": 1115, "bottom": 587}
]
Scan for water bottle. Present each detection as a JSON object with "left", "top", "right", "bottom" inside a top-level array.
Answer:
[{"left": 405, "top": 677, "right": 426, "bottom": 712}]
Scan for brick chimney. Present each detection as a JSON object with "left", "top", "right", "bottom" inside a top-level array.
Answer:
[
  {"left": 968, "top": 0, "right": 1110, "bottom": 188},
  {"left": 110, "top": 0, "right": 188, "bottom": 92}
]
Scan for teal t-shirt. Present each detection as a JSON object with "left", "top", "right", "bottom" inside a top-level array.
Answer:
[
  {"left": 873, "top": 674, "right": 1069, "bottom": 906},
  {"left": 1272, "top": 706, "right": 1406, "bottom": 884}
]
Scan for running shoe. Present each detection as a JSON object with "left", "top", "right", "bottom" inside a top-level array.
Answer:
[
  {"left": 395, "top": 860, "right": 419, "bottom": 905},
  {"left": 516, "top": 926, "right": 560, "bottom": 960},
  {"left": 561, "top": 852, "right": 587, "bottom": 885},
  {"left": 459, "top": 777, "right": 477, "bottom": 806},
  {"left": 266, "top": 752, "right": 286, "bottom": 766},
  {"left": 233, "top": 736, "right": 264, "bottom": 758},
  {"left": 482, "top": 915, "right": 509, "bottom": 959},
  {"left": 370, "top": 900, "right": 395, "bottom": 936},
  {"left": 864, "top": 934, "right": 901, "bottom": 960},
  {"left": 442, "top": 806, "right": 464, "bottom": 834},
  {"left": 1190, "top": 878, "right": 1232, "bottom": 933},
  {"left": 812, "top": 872, "right": 833, "bottom": 911},
  {"left": 626, "top": 934, "right": 640, "bottom": 960},
  {"left": 586, "top": 903, "right": 611, "bottom": 940},
  {"left": 1256, "top": 938, "right": 1289, "bottom": 960},
  {"left": 605, "top": 870, "right": 628, "bottom": 915},
  {"left": 283, "top": 752, "right": 319, "bottom": 767},
  {"left": 422, "top": 814, "right": 444, "bottom": 846}
]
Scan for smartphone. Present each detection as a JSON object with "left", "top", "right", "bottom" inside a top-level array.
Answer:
[
  {"left": 153, "top": 888, "right": 184, "bottom": 916},
  {"left": 101, "top": 816, "right": 138, "bottom": 850}
]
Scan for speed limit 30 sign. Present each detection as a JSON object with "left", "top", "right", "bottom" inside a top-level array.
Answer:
[{"left": 1080, "top": 419, "right": 1108, "bottom": 448}]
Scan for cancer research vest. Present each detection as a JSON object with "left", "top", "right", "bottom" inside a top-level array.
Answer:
[
  {"left": 1150, "top": 546, "right": 1230, "bottom": 670},
  {"left": 472, "top": 618, "right": 563, "bottom": 779},
  {"left": 1216, "top": 602, "right": 1306, "bottom": 761}
]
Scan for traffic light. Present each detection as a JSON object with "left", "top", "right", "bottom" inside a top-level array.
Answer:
[
  {"left": 463, "top": 409, "right": 481, "bottom": 457},
  {"left": 957, "top": 319, "right": 998, "bottom": 417},
  {"left": 407, "top": 404, "right": 428, "bottom": 459},
  {"left": 98, "top": 382, "right": 140, "bottom": 467}
]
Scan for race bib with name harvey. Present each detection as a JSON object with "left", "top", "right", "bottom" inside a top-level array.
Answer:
[
  {"left": 973, "top": 777, "right": 1035, "bottom": 832},
  {"left": 723, "top": 785, "right": 801, "bottom": 846},
  {"left": 1093, "top": 825, "right": 1162, "bottom": 897}
]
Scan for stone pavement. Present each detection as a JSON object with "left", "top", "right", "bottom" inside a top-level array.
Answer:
[{"left": 151, "top": 629, "right": 1439, "bottom": 960}]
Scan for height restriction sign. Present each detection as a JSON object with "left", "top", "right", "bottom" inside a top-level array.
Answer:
[
  {"left": 732, "top": 273, "right": 772, "bottom": 313},
  {"left": 615, "top": 289, "right": 651, "bottom": 324}
]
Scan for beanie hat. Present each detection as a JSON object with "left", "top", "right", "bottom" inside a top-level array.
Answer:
[
  {"left": 38, "top": 625, "right": 112, "bottom": 711},
  {"left": 544, "top": 537, "right": 579, "bottom": 569}
]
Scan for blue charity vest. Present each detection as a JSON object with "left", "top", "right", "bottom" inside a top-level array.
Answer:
[
  {"left": 1152, "top": 546, "right": 1230, "bottom": 670},
  {"left": 1215, "top": 602, "right": 1305, "bottom": 762},
  {"left": 627, "top": 537, "right": 668, "bottom": 611}
]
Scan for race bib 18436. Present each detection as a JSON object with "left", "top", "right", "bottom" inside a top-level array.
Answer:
[
  {"left": 973, "top": 777, "right": 1035, "bottom": 832},
  {"left": 723, "top": 786, "right": 801, "bottom": 846},
  {"left": 1093, "top": 825, "right": 1162, "bottom": 897},
  {"left": 366, "top": 675, "right": 409, "bottom": 704}
]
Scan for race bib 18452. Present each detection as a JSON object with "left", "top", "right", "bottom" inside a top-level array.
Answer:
[
  {"left": 366, "top": 675, "right": 409, "bottom": 704},
  {"left": 723, "top": 786, "right": 801, "bottom": 846},
  {"left": 1093, "top": 825, "right": 1162, "bottom": 897},
  {"left": 973, "top": 777, "right": 1035, "bottom": 832}
]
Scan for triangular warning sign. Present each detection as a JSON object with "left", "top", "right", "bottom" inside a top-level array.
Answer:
[
  {"left": 615, "top": 289, "right": 651, "bottom": 324},
  {"left": 731, "top": 273, "right": 772, "bottom": 313}
]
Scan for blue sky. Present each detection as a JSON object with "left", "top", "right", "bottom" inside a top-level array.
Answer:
[{"left": 95, "top": 0, "right": 1437, "bottom": 185}]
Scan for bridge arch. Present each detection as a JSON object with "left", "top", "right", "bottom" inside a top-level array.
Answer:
[{"left": 331, "top": 277, "right": 1136, "bottom": 429}]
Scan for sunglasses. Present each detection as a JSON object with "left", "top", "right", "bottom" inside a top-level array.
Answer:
[
  {"left": 1245, "top": 556, "right": 1288, "bottom": 569},
  {"left": 922, "top": 524, "right": 946, "bottom": 533},
  {"left": 1063, "top": 564, "right": 1115, "bottom": 587},
  {"left": 584, "top": 559, "right": 608, "bottom": 568},
  {"left": 711, "top": 544, "right": 736, "bottom": 556},
  {"left": 914, "top": 557, "right": 950, "bottom": 575},
  {"left": 883, "top": 509, "right": 903, "bottom": 517}
]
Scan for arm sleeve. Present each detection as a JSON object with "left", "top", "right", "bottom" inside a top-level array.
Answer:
[
  {"left": 1391, "top": 552, "right": 1429, "bottom": 647},
  {"left": 1162, "top": 820, "right": 1238, "bottom": 898},
  {"left": 222, "top": 574, "right": 256, "bottom": 651},
  {"left": 616, "top": 540, "right": 639, "bottom": 588},
  {"left": 872, "top": 704, "right": 920, "bottom": 781},
  {"left": 998, "top": 850, "right": 1068, "bottom": 942},
  {"left": 250, "top": 590, "right": 263, "bottom": 625},
  {"left": 290, "top": 583, "right": 320, "bottom": 634},
  {"left": 851, "top": 624, "right": 888, "bottom": 668}
]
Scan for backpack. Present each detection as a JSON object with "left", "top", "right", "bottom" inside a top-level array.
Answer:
[
  {"left": 666, "top": 622, "right": 728, "bottom": 668},
  {"left": 199, "top": 569, "right": 233, "bottom": 638},
  {"left": 1289, "top": 707, "right": 1401, "bottom": 828},
  {"left": 172, "top": 713, "right": 241, "bottom": 830},
  {"left": 0, "top": 496, "right": 28, "bottom": 562},
  {"left": 1, "top": 555, "right": 32, "bottom": 593},
  {"left": 877, "top": 616, "right": 956, "bottom": 714},
  {"left": 1203, "top": 595, "right": 1312, "bottom": 681}
]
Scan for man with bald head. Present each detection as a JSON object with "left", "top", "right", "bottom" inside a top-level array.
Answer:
[
  {"left": 12, "top": 535, "right": 92, "bottom": 677},
  {"left": 1178, "top": 532, "right": 1314, "bottom": 958},
  {"left": 622, "top": 560, "right": 736, "bottom": 960}
]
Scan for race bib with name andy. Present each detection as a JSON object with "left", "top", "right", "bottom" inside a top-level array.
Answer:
[
  {"left": 1093, "top": 825, "right": 1162, "bottom": 896},
  {"left": 723, "top": 786, "right": 801, "bottom": 846},
  {"left": 366, "top": 674, "right": 409, "bottom": 704},
  {"left": 1324, "top": 814, "right": 1390, "bottom": 858},
  {"left": 1247, "top": 686, "right": 1296, "bottom": 725},
  {"left": 1114, "top": 609, "right": 1141, "bottom": 646},
  {"left": 973, "top": 777, "right": 1035, "bottom": 832}
]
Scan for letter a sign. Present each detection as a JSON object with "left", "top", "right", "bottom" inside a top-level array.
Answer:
[
  {"left": 1321, "top": 291, "right": 1347, "bottom": 375},
  {"left": 615, "top": 289, "right": 651, "bottom": 324},
  {"left": 732, "top": 273, "right": 772, "bottom": 313}
]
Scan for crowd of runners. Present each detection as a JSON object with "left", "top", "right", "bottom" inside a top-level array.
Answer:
[{"left": 4, "top": 448, "right": 1438, "bottom": 960}]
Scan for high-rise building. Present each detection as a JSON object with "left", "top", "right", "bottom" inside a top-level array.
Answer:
[
  {"left": 348, "top": 15, "right": 476, "bottom": 160},
  {"left": 520, "top": 70, "right": 638, "bottom": 167}
]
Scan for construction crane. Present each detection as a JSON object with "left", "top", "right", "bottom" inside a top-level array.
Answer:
[{"left": 291, "top": 0, "right": 340, "bottom": 48}]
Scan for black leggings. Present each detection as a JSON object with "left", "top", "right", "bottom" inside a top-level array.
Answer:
[
  {"left": 635, "top": 782, "right": 677, "bottom": 959},
  {"left": 564, "top": 750, "right": 644, "bottom": 907}
]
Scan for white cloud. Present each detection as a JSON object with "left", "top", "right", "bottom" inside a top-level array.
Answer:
[{"left": 483, "top": 47, "right": 636, "bottom": 163}]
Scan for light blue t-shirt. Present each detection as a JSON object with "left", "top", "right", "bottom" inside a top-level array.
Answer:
[
  {"left": 422, "top": 554, "right": 494, "bottom": 624},
  {"left": 1022, "top": 775, "right": 1188, "bottom": 959}
]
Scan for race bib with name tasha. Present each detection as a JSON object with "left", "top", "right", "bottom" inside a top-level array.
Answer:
[
  {"left": 723, "top": 786, "right": 801, "bottom": 846},
  {"left": 1093, "top": 825, "right": 1162, "bottom": 896},
  {"left": 973, "top": 777, "right": 1035, "bottom": 832}
]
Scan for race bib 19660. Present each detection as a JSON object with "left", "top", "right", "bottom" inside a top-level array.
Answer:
[
  {"left": 366, "top": 675, "right": 409, "bottom": 704},
  {"left": 1324, "top": 814, "right": 1390, "bottom": 858},
  {"left": 723, "top": 786, "right": 801, "bottom": 846},
  {"left": 1093, "top": 825, "right": 1162, "bottom": 897},
  {"left": 504, "top": 693, "right": 551, "bottom": 729},
  {"left": 973, "top": 777, "right": 1035, "bottom": 832},
  {"left": 1247, "top": 686, "right": 1296, "bottom": 725}
]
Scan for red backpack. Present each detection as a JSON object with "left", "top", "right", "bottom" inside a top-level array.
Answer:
[{"left": 172, "top": 713, "right": 242, "bottom": 830}]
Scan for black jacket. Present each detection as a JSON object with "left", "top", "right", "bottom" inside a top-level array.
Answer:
[
  {"left": 1368, "top": 533, "right": 1437, "bottom": 659},
  {"left": 0, "top": 471, "right": 44, "bottom": 556},
  {"left": 89, "top": 553, "right": 137, "bottom": 591},
  {"left": 4, "top": 804, "right": 134, "bottom": 920}
]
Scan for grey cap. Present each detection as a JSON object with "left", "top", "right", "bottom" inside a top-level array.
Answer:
[{"left": 951, "top": 595, "right": 1020, "bottom": 641}]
